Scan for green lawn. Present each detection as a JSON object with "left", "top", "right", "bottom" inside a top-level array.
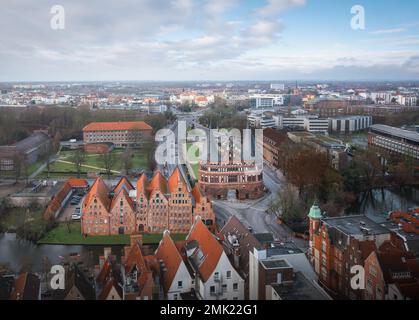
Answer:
[
  {"left": 38, "top": 222, "right": 187, "bottom": 245},
  {"left": 0, "top": 159, "right": 45, "bottom": 178},
  {"left": 0, "top": 207, "right": 45, "bottom": 232},
  {"left": 43, "top": 149, "right": 149, "bottom": 177},
  {"left": 186, "top": 143, "right": 200, "bottom": 180}
]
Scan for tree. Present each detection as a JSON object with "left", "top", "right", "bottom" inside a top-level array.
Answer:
[
  {"left": 43, "top": 143, "right": 56, "bottom": 178},
  {"left": 267, "top": 183, "right": 306, "bottom": 225},
  {"left": 101, "top": 151, "right": 116, "bottom": 179},
  {"left": 142, "top": 135, "right": 156, "bottom": 171},
  {"left": 12, "top": 153, "right": 24, "bottom": 184},
  {"left": 122, "top": 148, "right": 133, "bottom": 175},
  {"left": 70, "top": 149, "right": 86, "bottom": 178},
  {"left": 52, "top": 131, "right": 62, "bottom": 152}
]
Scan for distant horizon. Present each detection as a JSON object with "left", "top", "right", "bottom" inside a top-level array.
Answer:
[{"left": 2, "top": 79, "right": 419, "bottom": 84}]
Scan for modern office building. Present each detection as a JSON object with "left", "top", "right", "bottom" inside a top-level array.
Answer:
[
  {"left": 250, "top": 94, "right": 284, "bottom": 109},
  {"left": 247, "top": 114, "right": 276, "bottom": 129},
  {"left": 368, "top": 124, "right": 419, "bottom": 160},
  {"left": 330, "top": 116, "right": 372, "bottom": 133}
]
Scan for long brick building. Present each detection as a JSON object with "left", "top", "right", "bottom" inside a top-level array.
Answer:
[
  {"left": 82, "top": 121, "right": 153, "bottom": 148},
  {"left": 81, "top": 167, "right": 215, "bottom": 236}
]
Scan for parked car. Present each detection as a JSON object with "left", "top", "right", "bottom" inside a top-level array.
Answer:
[{"left": 71, "top": 214, "right": 81, "bottom": 221}]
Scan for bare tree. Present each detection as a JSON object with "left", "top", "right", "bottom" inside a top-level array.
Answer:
[
  {"left": 101, "top": 151, "right": 116, "bottom": 179},
  {"left": 12, "top": 153, "right": 24, "bottom": 184},
  {"left": 70, "top": 148, "right": 86, "bottom": 178},
  {"left": 122, "top": 148, "right": 133, "bottom": 175}
]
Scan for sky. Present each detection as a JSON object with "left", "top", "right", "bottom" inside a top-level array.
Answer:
[{"left": 1, "top": 0, "right": 419, "bottom": 81}]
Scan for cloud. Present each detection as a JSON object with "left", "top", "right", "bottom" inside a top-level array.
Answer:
[
  {"left": 257, "top": 0, "right": 306, "bottom": 16},
  {"left": 370, "top": 28, "right": 406, "bottom": 35},
  {"left": 0, "top": 0, "right": 418, "bottom": 81}
]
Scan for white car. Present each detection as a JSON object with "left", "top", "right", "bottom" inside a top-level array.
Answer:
[{"left": 71, "top": 214, "right": 81, "bottom": 221}]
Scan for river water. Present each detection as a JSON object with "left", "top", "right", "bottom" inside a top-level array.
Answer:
[
  {"left": 347, "top": 187, "right": 419, "bottom": 223},
  {"left": 0, "top": 233, "right": 126, "bottom": 273}
]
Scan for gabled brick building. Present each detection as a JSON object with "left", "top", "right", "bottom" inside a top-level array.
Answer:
[
  {"left": 364, "top": 241, "right": 419, "bottom": 300},
  {"left": 81, "top": 167, "right": 215, "bottom": 236}
]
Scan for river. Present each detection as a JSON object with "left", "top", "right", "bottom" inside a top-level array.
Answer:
[
  {"left": 347, "top": 186, "right": 419, "bottom": 223},
  {"left": 0, "top": 233, "right": 126, "bottom": 273}
]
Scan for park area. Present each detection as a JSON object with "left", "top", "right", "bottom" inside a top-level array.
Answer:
[
  {"left": 38, "top": 222, "right": 187, "bottom": 245},
  {"left": 41, "top": 149, "right": 149, "bottom": 178},
  {"left": 0, "top": 206, "right": 55, "bottom": 242},
  {"left": 186, "top": 143, "right": 200, "bottom": 180}
]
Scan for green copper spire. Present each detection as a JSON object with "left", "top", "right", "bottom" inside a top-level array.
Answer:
[{"left": 308, "top": 202, "right": 322, "bottom": 219}]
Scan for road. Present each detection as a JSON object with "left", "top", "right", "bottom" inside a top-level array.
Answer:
[
  {"left": 212, "top": 164, "right": 308, "bottom": 251},
  {"left": 167, "top": 116, "right": 310, "bottom": 251}
]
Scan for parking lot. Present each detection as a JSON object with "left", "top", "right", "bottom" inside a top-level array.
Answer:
[{"left": 57, "top": 194, "right": 84, "bottom": 222}]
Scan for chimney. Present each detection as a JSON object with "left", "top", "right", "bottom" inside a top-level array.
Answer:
[
  {"left": 130, "top": 234, "right": 143, "bottom": 247},
  {"left": 104, "top": 247, "right": 112, "bottom": 260}
]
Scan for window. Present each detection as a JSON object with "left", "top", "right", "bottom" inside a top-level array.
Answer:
[
  {"left": 233, "top": 283, "right": 238, "bottom": 291},
  {"left": 222, "top": 284, "right": 227, "bottom": 293},
  {"left": 226, "top": 271, "right": 231, "bottom": 279},
  {"left": 214, "top": 272, "right": 219, "bottom": 280},
  {"left": 178, "top": 281, "right": 183, "bottom": 288},
  {"left": 210, "top": 286, "right": 215, "bottom": 294},
  {"left": 173, "top": 294, "right": 178, "bottom": 300}
]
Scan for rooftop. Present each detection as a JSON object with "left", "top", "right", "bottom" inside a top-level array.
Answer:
[
  {"left": 370, "top": 124, "right": 419, "bottom": 143},
  {"left": 322, "top": 215, "right": 390, "bottom": 237},
  {"left": 260, "top": 259, "right": 291, "bottom": 270},
  {"left": 82, "top": 121, "right": 152, "bottom": 132},
  {"left": 271, "top": 272, "right": 330, "bottom": 300}
]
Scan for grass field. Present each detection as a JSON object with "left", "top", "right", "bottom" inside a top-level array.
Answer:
[
  {"left": 38, "top": 222, "right": 187, "bottom": 245},
  {"left": 186, "top": 143, "right": 200, "bottom": 180},
  {"left": 0, "top": 159, "right": 45, "bottom": 178},
  {"left": 0, "top": 207, "right": 46, "bottom": 232},
  {"left": 42, "top": 149, "right": 149, "bottom": 177}
]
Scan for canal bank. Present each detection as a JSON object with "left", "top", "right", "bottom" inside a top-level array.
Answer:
[{"left": 347, "top": 186, "right": 419, "bottom": 223}]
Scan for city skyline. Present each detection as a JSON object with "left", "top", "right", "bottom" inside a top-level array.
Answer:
[{"left": 1, "top": 0, "right": 419, "bottom": 82}]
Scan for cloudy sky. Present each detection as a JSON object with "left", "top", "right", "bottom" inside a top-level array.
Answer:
[{"left": 1, "top": 0, "right": 419, "bottom": 81}]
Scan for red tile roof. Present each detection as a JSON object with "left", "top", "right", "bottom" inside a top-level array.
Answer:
[
  {"left": 191, "top": 185, "right": 202, "bottom": 203},
  {"left": 187, "top": 218, "right": 223, "bottom": 282},
  {"left": 167, "top": 167, "right": 187, "bottom": 194},
  {"left": 124, "top": 242, "right": 155, "bottom": 298},
  {"left": 44, "top": 182, "right": 72, "bottom": 220},
  {"left": 147, "top": 171, "right": 167, "bottom": 195},
  {"left": 110, "top": 188, "right": 135, "bottom": 211},
  {"left": 113, "top": 176, "right": 134, "bottom": 195},
  {"left": 84, "top": 177, "right": 111, "bottom": 210},
  {"left": 155, "top": 231, "right": 184, "bottom": 293},
  {"left": 82, "top": 121, "right": 152, "bottom": 132},
  {"left": 67, "top": 179, "right": 89, "bottom": 188},
  {"left": 10, "top": 273, "right": 40, "bottom": 300},
  {"left": 98, "top": 278, "right": 123, "bottom": 300}
]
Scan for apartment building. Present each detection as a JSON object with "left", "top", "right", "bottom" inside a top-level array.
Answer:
[
  {"left": 308, "top": 203, "right": 391, "bottom": 298},
  {"left": 82, "top": 121, "right": 153, "bottom": 148},
  {"left": 263, "top": 128, "right": 286, "bottom": 170},
  {"left": 154, "top": 217, "right": 245, "bottom": 300}
]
